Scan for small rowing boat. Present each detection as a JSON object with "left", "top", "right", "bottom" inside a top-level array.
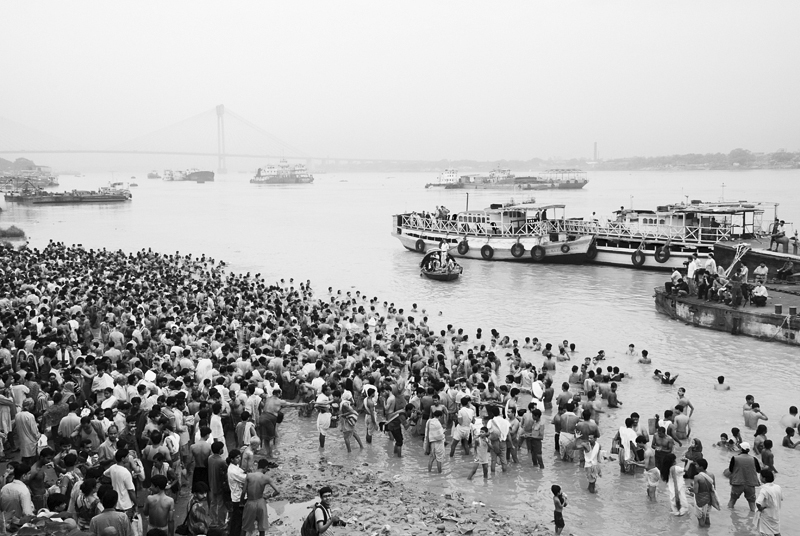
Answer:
[{"left": 419, "top": 248, "right": 462, "bottom": 281}]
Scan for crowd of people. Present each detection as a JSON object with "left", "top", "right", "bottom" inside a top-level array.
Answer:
[{"left": 0, "top": 241, "right": 789, "bottom": 536}]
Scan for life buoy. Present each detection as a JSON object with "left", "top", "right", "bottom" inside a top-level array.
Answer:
[
  {"left": 560, "top": 243, "right": 570, "bottom": 254},
  {"left": 631, "top": 250, "right": 646, "bottom": 268},
  {"left": 531, "top": 245, "right": 546, "bottom": 262},
  {"left": 415, "top": 239, "right": 426, "bottom": 253},
  {"left": 511, "top": 243, "right": 525, "bottom": 258},
  {"left": 457, "top": 240, "right": 469, "bottom": 255},
  {"left": 481, "top": 245, "right": 494, "bottom": 260},
  {"left": 586, "top": 243, "right": 598, "bottom": 260},
  {"left": 655, "top": 245, "right": 671, "bottom": 263}
]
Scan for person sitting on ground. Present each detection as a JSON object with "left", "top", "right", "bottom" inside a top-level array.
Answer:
[
  {"left": 750, "top": 282, "right": 768, "bottom": 306},
  {"left": 674, "top": 278, "right": 689, "bottom": 297}
]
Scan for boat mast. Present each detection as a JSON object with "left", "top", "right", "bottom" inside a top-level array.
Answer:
[{"left": 465, "top": 192, "right": 469, "bottom": 212}]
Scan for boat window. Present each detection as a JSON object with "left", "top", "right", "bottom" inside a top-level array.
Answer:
[{"left": 659, "top": 219, "right": 665, "bottom": 224}]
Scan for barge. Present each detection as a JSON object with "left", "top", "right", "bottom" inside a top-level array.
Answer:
[{"left": 654, "top": 285, "right": 800, "bottom": 346}]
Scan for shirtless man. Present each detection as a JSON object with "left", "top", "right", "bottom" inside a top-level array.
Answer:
[
  {"left": 744, "top": 403, "right": 769, "bottom": 429},
  {"left": 637, "top": 350, "right": 651, "bottom": 364},
  {"left": 558, "top": 403, "right": 580, "bottom": 461},
  {"left": 144, "top": 474, "right": 174, "bottom": 536},
  {"left": 676, "top": 388, "right": 695, "bottom": 417},
  {"left": 778, "top": 406, "right": 800, "bottom": 430},
  {"left": 260, "top": 388, "right": 305, "bottom": 458},
  {"left": 241, "top": 437, "right": 260, "bottom": 473},
  {"left": 672, "top": 406, "right": 691, "bottom": 441}
]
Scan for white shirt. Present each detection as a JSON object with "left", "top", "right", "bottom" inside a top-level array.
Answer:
[
  {"left": 310, "top": 377, "right": 326, "bottom": 395},
  {"left": 490, "top": 416, "right": 510, "bottom": 441},
  {"left": 227, "top": 464, "right": 247, "bottom": 502},
  {"left": 105, "top": 464, "right": 135, "bottom": 510}
]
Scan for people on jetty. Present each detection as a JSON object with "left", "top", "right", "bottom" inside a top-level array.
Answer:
[{"left": 0, "top": 241, "right": 794, "bottom": 535}]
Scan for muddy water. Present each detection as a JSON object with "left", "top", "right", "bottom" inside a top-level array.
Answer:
[{"left": 4, "top": 169, "right": 799, "bottom": 534}]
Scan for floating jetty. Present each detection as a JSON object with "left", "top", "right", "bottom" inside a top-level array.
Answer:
[{"left": 654, "top": 284, "right": 800, "bottom": 346}]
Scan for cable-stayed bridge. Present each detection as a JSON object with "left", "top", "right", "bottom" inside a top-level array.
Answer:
[{"left": 0, "top": 105, "right": 427, "bottom": 172}]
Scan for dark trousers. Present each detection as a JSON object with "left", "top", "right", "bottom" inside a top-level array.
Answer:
[{"left": 229, "top": 503, "right": 244, "bottom": 536}]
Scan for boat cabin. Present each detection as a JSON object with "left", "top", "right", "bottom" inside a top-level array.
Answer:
[
  {"left": 609, "top": 201, "right": 774, "bottom": 242},
  {"left": 454, "top": 203, "right": 566, "bottom": 235}
]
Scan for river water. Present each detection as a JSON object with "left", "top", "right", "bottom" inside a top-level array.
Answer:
[{"left": 2, "top": 169, "right": 799, "bottom": 535}]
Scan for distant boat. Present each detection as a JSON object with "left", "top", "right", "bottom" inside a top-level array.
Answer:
[
  {"left": 5, "top": 185, "right": 131, "bottom": 204},
  {"left": 163, "top": 169, "right": 215, "bottom": 183},
  {"left": 251, "top": 160, "right": 314, "bottom": 184},
  {"left": 130, "top": 183, "right": 138, "bottom": 187},
  {"left": 147, "top": 170, "right": 161, "bottom": 179}
]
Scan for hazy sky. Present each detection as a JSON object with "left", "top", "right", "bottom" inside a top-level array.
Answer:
[{"left": 2, "top": 1, "right": 799, "bottom": 161}]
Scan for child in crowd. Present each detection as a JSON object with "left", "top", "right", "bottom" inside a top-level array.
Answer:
[
  {"left": 552, "top": 484, "right": 567, "bottom": 535},
  {"left": 467, "top": 427, "right": 490, "bottom": 480}
]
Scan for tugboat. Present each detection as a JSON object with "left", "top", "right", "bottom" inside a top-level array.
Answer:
[
  {"left": 419, "top": 247, "right": 463, "bottom": 281},
  {"left": 393, "top": 198, "right": 594, "bottom": 262},
  {"left": 251, "top": 160, "right": 314, "bottom": 184}
]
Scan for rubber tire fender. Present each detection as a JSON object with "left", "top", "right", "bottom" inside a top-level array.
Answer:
[
  {"left": 631, "top": 250, "right": 646, "bottom": 268},
  {"left": 457, "top": 240, "right": 469, "bottom": 255},
  {"left": 481, "top": 245, "right": 494, "bottom": 260},
  {"left": 415, "top": 239, "right": 426, "bottom": 253},
  {"left": 586, "top": 243, "right": 598, "bottom": 260},
  {"left": 531, "top": 245, "right": 546, "bottom": 262},
  {"left": 560, "top": 243, "right": 570, "bottom": 254},
  {"left": 655, "top": 245, "right": 671, "bottom": 263},
  {"left": 511, "top": 243, "right": 525, "bottom": 258}
]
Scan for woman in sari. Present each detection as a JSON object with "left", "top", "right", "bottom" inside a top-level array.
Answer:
[
  {"left": 692, "top": 459, "right": 719, "bottom": 527},
  {"left": 660, "top": 453, "right": 688, "bottom": 516},
  {"left": 682, "top": 438, "right": 703, "bottom": 480}
]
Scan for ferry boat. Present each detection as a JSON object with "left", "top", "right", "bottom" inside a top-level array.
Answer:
[
  {"left": 251, "top": 160, "right": 314, "bottom": 184},
  {"left": 147, "top": 170, "right": 161, "bottom": 179},
  {"left": 392, "top": 199, "right": 594, "bottom": 262},
  {"left": 162, "top": 169, "right": 215, "bottom": 183},
  {"left": 5, "top": 187, "right": 131, "bottom": 204},
  {"left": 579, "top": 200, "right": 775, "bottom": 270}
]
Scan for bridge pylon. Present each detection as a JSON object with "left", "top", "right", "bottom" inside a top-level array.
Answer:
[{"left": 216, "top": 104, "right": 227, "bottom": 174}]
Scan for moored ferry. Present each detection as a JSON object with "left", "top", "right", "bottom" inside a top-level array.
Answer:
[
  {"left": 583, "top": 200, "right": 776, "bottom": 270},
  {"left": 392, "top": 200, "right": 594, "bottom": 262}
]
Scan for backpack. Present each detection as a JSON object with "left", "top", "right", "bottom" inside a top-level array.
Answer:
[{"left": 300, "top": 503, "right": 328, "bottom": 536}]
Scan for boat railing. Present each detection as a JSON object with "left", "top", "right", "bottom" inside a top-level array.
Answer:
[
  {"left": 400, "top": 213, "right": 747, "bottom": 243},
  {"left": 400, "top": 214, "right": 563, "bottom": 237}
]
